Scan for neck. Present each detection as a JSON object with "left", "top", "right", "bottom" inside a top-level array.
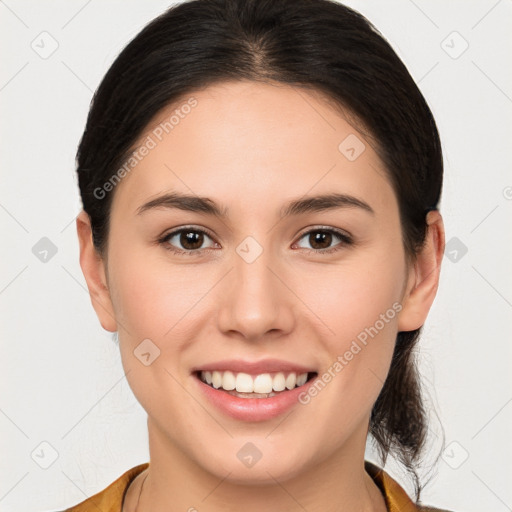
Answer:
[{"left": 129, "top": 417, "right": 387, "bottom": 512}]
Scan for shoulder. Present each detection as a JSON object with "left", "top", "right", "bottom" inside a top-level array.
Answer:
[
  {"left": 61, "top": 462, "right": 149, "bottom": 511},
  {"left": 364, "top": 460, "right": 455, "bottom": 512}
]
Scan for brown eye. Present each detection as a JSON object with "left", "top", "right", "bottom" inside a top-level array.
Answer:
[
  {"left": 308, "top": 231, "right": 333, "bottom": 250},
  {"left": 159, "top": 227, "right": 217, "bottom": 254},
  {"left": 294, "top": 228, "right": 353, "bottom": 254},
  {"left": 179, "top": 230, "right": 205, "bottom": 250}
]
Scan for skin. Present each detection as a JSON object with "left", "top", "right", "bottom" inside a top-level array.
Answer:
[{"left": 76, "top": 80, "right": 445, "bottom": 512}]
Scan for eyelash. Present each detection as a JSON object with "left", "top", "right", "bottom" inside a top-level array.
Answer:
[{"left": 157, "top": 225, "right": 353, "bottom": 256}]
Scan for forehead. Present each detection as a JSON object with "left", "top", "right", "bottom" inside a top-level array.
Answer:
[{"left": 110, "top": 80, "right": 395, "bottom": 218}]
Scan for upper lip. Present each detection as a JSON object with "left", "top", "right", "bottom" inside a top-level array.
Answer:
[{"left": 192, "top": 358, "right": 316, "bottom": 375}]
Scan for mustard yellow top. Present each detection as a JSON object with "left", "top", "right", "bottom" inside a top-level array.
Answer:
[{"left": 63, "top": 461, "right": 452, "bottom": 512}]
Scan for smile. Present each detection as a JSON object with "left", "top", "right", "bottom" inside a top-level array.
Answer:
[{"left": 197, "top": 370, "right": 316, "bottom": 397}]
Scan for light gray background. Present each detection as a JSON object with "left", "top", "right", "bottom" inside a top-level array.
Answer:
[{"left": 1, "top": 1, "right": 511, "bottom": 511}]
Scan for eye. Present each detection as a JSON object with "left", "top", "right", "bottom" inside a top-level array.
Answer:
[
  {"left": 158, "top": 225, "right": 353, "bottom": 256},
  {"left": 158, "top": 226, "right": 218, "bottom": 255},
  {"left": 293, "top": 227, "right": 353, "bottom": 255}
]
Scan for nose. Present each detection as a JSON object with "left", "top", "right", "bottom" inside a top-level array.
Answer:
[{"left": 216, "top": 241, "right": 295, "bottom": 342}]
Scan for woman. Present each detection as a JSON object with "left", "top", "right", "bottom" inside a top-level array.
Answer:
[{"left": 68, "top": 0, "right": 451, "bottom": 510}]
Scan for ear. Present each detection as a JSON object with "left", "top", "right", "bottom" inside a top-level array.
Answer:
[
  {"left": 76, "top": 210, "right": 117, "bottom": 332},
  {"left": 397, "top": 210, "right": 445, "bottom": 332}
]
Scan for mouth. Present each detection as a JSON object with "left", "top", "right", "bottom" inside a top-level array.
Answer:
[{"left": 194, "top": 370, "right": 318, "bottom": 399}]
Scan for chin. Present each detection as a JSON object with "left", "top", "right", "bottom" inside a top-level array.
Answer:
[{"left": 198, "top": 444, "right": 309, "bottom": 486}]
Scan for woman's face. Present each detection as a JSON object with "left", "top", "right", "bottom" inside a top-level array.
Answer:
[{"left": 84, "top": 80, "right": 422, "bottom": 483}]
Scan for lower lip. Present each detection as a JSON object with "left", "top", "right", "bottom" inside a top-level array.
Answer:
[{"left": 193, "top": 373, "right": 318, "bottom": 422}]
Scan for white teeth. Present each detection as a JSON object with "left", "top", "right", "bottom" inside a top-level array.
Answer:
[
  {"left": 222, "top": 370, "right": 236, "bottom": 390},
  {"left": 285, "top": 373, "right": 297, "bottom": 390},
  {"left": 236, "top": 373, "right": 254, "bottom": 392},
  {"left": 199, "top": 370, "right": 310, "bottom": 393},
  {"left": 296, "top": 373, "right": 307, "bottom": 386},
  {"left": 273, "top": 372, "right": 286, "bottom": 391},
  {"left": 253, "top": 374, "right": 273, "bottom": 393},
  {"left": 211, "top": 371, "right": 222, "bottom": 389}
]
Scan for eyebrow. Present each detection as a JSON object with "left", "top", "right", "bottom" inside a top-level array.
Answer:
[{"left": 135, "top": 191, "right": 375, "bottom": 218}]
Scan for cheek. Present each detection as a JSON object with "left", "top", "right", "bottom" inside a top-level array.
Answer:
[
  {"left": 292, "top": 264, "right": 404, "bottom": 442},
  {"left": 332, "top": 270, "right": 403, "bottom": 348},
  {"left": 296, "top": 245, "right": 406, "bottom": 398},
  {"left": 108, "top": 244, "right": 208, "bottom": 341},
  {"left": 301, "top": 249, "right": 405, "bottom": 345},
  {"left": 108, "top": 253, "right": 197, "bottom": 427}
]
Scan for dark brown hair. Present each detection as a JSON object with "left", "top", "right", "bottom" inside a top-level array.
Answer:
[{"left": 76, "top": 0, "right": 444, "bottom": 502}]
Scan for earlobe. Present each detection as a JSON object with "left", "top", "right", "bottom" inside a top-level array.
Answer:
[
  {"left": 397, "top": 210, "right": 445, "bottom": 332},
  {"left": 76, "top": 210, "right": 118, "bottom": 332}
]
